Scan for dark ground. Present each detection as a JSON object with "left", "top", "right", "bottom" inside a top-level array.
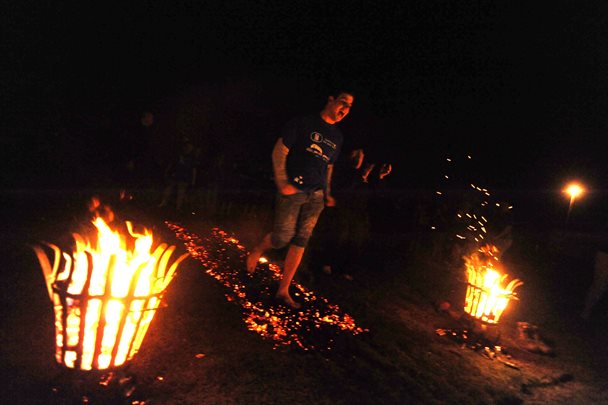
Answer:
[{"left": 1, "top": 188, "right": 608, "bottom": 404}]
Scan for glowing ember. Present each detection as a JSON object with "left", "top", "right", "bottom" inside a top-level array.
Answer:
[
  {"left": 34, "top": 217, "right": 188, "bottom": 370},
  {"left": 166, "top": 221, "right": 368, "bottom": 351},
  {"left": 463, "top": 245, "right": 523, "bottom": 324}
]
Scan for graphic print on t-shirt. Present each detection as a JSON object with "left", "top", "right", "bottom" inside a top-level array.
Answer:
[{"left": 307, "top": 131, "right": 332, "bottom": 163}]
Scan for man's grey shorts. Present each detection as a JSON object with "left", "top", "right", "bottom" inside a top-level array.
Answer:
[{"left": 271, "top": 189, "right": 325, "bottom": 248}]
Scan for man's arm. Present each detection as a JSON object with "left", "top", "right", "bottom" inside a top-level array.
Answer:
[
  {"left": 324, "top": 163, "right": 336, "bottom": 207},
  {"left": 272, "top": 138, "right": 298, "bottom": 195}
]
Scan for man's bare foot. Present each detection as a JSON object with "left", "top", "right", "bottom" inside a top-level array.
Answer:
[
  {"left": 246, "top": 249, "right": 262, "bottom": 274},
  {"left": 275, "top": 293, "right": 302, "bottom": 309}
]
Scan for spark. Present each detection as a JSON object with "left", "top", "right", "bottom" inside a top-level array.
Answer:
[{"left": 433, "top": 153, "right": 513, "bottom": 255}]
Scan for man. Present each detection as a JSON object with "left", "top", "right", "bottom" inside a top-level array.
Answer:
[{"left": 246, "top": 90, "right": 355, "bottom": 309}]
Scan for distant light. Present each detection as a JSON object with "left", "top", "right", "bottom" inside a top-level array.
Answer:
[
  {"left": 563, "top": 181, "right": 586, "bottom": 225},
  {"left": 564, "top": 183, "right": 584, "bottom": 199}
]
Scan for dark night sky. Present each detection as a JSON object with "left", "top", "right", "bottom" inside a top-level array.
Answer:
[{"left": 3, "top": 2, "right": 608, "bottom": 222}]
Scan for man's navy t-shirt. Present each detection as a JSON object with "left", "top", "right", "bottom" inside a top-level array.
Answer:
[{"left": 281, "top": 114, "right": 343, "bottom": 192}]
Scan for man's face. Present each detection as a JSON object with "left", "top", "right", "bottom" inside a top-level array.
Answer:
[
  {"left": 141, "top": 112, "right": 154, "bottom": 127},
  {"left": 325, "top": 93, "right": 354, "bottom": 123}
]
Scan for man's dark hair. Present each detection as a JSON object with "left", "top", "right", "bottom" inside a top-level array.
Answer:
[{"left": 328, "top": 88, "right": 355, "bottom": 99}]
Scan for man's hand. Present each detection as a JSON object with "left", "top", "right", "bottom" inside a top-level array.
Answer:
[
  {"left": 361, "top": 163, "right": 375, "bottom": 183},
  {"left": 379, "top": 163, "right": 392, "bottom": 180},
  {"left": 324, "top": 194, "right": 336, "bottom": 207},
  {"left": 279, "top": 183, "right": 299, "bottom": 195}
]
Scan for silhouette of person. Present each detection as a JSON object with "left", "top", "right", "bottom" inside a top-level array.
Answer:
[
  {"left": 316, "top": 147, "right": 392, "bottom": 280},
  {"left": 158, "top": 138, "right": 200, "bottom": 213}
]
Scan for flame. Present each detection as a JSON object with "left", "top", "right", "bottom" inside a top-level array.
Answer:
[
  {"left": 463, "top": 246, "right": 523, "bottom": 324},
  {"left": 34, "top": 216, "right": 188, "bottom": 370}
]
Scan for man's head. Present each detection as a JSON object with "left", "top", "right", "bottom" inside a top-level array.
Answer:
[
  {"left": 140, "top": 111, "right": 154, "bottom": 128},
  {"left": 320, "top": 91, "right": 354, "bottom": 124}
]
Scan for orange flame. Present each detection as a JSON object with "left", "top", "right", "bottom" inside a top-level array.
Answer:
[
  {"left": 463, "top": 246, "right": 523, "bottom": 324},
  {"left": 34, "top": 216, "right": 188, "bottom": 370}
]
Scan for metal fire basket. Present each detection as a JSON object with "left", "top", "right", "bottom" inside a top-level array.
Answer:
[{"left": 35, "top": 222, "right": 187, "bottom": 371}]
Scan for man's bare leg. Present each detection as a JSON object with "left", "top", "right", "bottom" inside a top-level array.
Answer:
[
  {"left": 275, "top": 244, "right": 304, "bottom": 309},
  {"left": 246, "top": 233, "right": 272, "bottom": 273}
]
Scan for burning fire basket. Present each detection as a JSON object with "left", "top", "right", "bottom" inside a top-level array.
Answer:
[
  {"left": 34, "top": 217, "right": 188, "bottom": 370},
  {"left": 463, "top": 246, "right": 523, "bottom": 325}
]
